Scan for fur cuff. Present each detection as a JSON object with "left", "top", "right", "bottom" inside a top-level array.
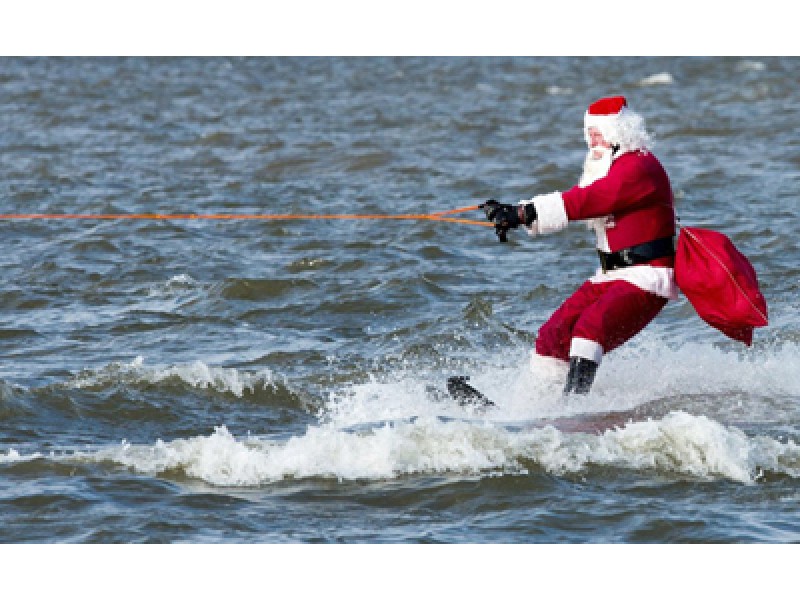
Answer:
[
  {"left": 569, "top": 337, "right": 604, "bottom": 364},
  {"left": 531, "top": 192, "right": 568, "bottom": 234}
]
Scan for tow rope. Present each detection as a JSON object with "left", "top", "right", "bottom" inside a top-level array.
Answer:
[{"left": 0, "top": 205, "right": 492, "bottom": 227}]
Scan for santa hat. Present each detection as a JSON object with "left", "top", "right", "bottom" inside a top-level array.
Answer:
[
  {"left": 584, "top": 96, "right": 628, "bottom": 141},
  {"left": 583, "top": 95, "right": 651, "bottom": 152}
]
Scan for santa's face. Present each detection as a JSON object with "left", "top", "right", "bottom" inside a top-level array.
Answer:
[
  {"left": 579, "top": 127, "right": 614, "bottom": 187},
  {"left": 587, "top": 126, "right": 612, "bottom": 159}
]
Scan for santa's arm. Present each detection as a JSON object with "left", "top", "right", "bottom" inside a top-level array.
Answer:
[{"left": 520, "top": 167, "right": 656, "bottom": 236}]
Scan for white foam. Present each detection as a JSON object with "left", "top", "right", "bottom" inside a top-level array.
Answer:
[
  {"left": 0, "top": 448, "right": 42, "bottom": 463},
  {"left": 49, "top": 338, "right": 800, "bottom": 487},
  {"left": 736, "top": 60, "right": 766, "bottom": 71},
  {"left": 152, "top": 273, "right": 196, "bottom": 293},
  {"left": 168, "top": 274, "right": 195, "bottom": 285},
  {"left": 638, "top": 72, "right": 674, "bottom": 86},
  {"left": 598, "top": 338, "right": 800, "bottom": 401},
  {"left": 320, "top": 337, "right": 800, "bottom": 431},
  {"left": 69, "top": 410, "right": 800, "bottom": 486},
  {"left": 128, "top": 277, "right": 200, "bottom": 321},
  {"left": 67, "top": 356, "right": 278, "bottom": 397},
  {"left": 546, "top": 85, "right": 573, "bottom": 95},
  {"left": 85, "top": 421, "right": 522, "bottom": 484},
  {"left": 142, "top": 274, "right": 203, "bottom": 301}
]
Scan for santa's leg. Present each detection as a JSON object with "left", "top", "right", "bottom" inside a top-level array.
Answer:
[
  {"left": 568, "top": 280, "right": 668, "bottom": 394},
  {"left": 533, "top": 281, "right": 601, "bottom": 388}
]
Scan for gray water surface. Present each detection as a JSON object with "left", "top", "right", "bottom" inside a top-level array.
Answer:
[{"left": 1, "top": 57, "right": 799, "bottom": 543}]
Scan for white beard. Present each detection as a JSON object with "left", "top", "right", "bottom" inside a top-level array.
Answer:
[
  {"left": 579, "top": 145, "right": 614, "bottom": 188},
  {"left": 579, "top": 146, "right": 615, "bottom": 247}
]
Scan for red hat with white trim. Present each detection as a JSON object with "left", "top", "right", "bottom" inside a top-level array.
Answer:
[
  {"left": 584, "top": 95, "right": 628, "bottom": 144},
  {"left": 587, "top": 95, "right": 627, "bottom": 117}
]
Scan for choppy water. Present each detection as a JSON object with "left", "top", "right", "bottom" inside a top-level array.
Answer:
[{"left": 1, "top": 57, "right": 799, "bottom": 543}]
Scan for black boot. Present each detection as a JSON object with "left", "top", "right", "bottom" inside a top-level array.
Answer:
[{"left": 563, "top": 357, "right": 598, "bottom": 395}]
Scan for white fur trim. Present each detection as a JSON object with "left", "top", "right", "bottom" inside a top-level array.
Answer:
[
  {"left": 589, "top": 265, "right": 678, "bottom": 300},
  {"left": 584, "top": 106, "right": 627, "bottom": 141},
  {"left": 588, "top": 216, "right": 612, "bottom": 252},
  {"left": 569, "top": 337, "right": 604, "bottom": 364},
  {"left": 530, "top": 352, "right": 569, "bottom": 382},
  {"left": 528, "top": 192, "right": 568, "bottom": 234}
]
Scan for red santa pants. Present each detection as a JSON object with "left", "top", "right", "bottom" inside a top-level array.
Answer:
[{"left": 535, "top": 279, "right": 667, "bottom": 363}]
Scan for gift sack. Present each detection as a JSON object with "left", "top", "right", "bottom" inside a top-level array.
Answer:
[{"left": 675, "top": 226, "right": 768, "bottom": 346}]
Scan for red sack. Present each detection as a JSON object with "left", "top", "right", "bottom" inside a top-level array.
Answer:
[{"left": 675, "top": 226, "right": 768, "bottom": 346}]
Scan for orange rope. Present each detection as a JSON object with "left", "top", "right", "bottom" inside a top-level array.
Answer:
[
  {"left": 0, "top": 206, "right": 493, "bottom": 227},
  {"left": 427, "top": 204, "right": 482, "bottom": 216}
]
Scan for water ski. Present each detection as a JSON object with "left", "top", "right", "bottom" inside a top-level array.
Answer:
[{"left": 445, "top": 376, "right": 494, "bottom": 408}]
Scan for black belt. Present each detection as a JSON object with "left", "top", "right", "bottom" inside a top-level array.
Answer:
[{"left": 597, "top": 236, "right": 675, "bottom": 273}]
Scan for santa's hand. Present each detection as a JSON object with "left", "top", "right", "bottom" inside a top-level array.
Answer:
[
  {"left": 479, "top": 200, "right": 520, "bottom": 242},
  {"left": 480, "top": 200, "right": 537, "bottom": 242},
  {"left": 481, "top": 200, "right": 516, "bottom": 225}
]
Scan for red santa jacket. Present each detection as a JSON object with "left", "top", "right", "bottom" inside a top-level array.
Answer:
[
  {"left": 523, "top": 150, "right": 677, "bottom": 298},
  {"left": 564, "top": 150, "right": 675, "bottom": 262}
]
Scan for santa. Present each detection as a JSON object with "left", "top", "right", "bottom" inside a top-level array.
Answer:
[{"left": 482, "top": 95, "right": 677, "bottom": 394}]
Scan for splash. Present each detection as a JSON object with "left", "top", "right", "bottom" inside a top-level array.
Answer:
[
  {"left": 320, "top": 337, "right": 800, "bottom": 428},
  {"left": 28, "top": 338, "right": 800, "bottom": 487}
]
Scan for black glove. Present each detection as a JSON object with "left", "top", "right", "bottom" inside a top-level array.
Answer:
[{"left": 479, "top": 199, "right": 537, "bottom": 242}]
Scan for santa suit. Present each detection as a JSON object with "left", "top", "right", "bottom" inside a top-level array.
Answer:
[{"left": 523, "top": 148, "right": 677, "bottom": 368}]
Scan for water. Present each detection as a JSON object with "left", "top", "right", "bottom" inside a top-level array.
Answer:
[{"left": 1, "top": 57, "right": 799, "bottom": 544}]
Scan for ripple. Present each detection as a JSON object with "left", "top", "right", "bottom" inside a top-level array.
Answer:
[
  {"left": 220, "top": 277, "right": 317, "bottom": 300},
  {"left": 343, "top": 151, "right": 393, "bottom": 172}
]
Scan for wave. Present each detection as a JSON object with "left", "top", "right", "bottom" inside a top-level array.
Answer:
[
  {"left": 736, "top": 60, "right": 766, "bottom": 72},
  {"left": 8, "top": 337, "right": 798, "bottom": 487},
  {"left": 146, "top": 274, "right": 202, "bottom": 297},
  {"left": 638, "top": 72, "right": 674, "bottom": 86},
  {"left": 21, "top": 410, "right": 796, "bottom": 486},
  {"left": 0, "top": 380, "right": 34, "bottom": 419},
  {"left": 0, "top": 447, "right": 43, "bottom": 464},
  {"left": 64, "top": 356, "right": 291, "bottom": 402}
]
